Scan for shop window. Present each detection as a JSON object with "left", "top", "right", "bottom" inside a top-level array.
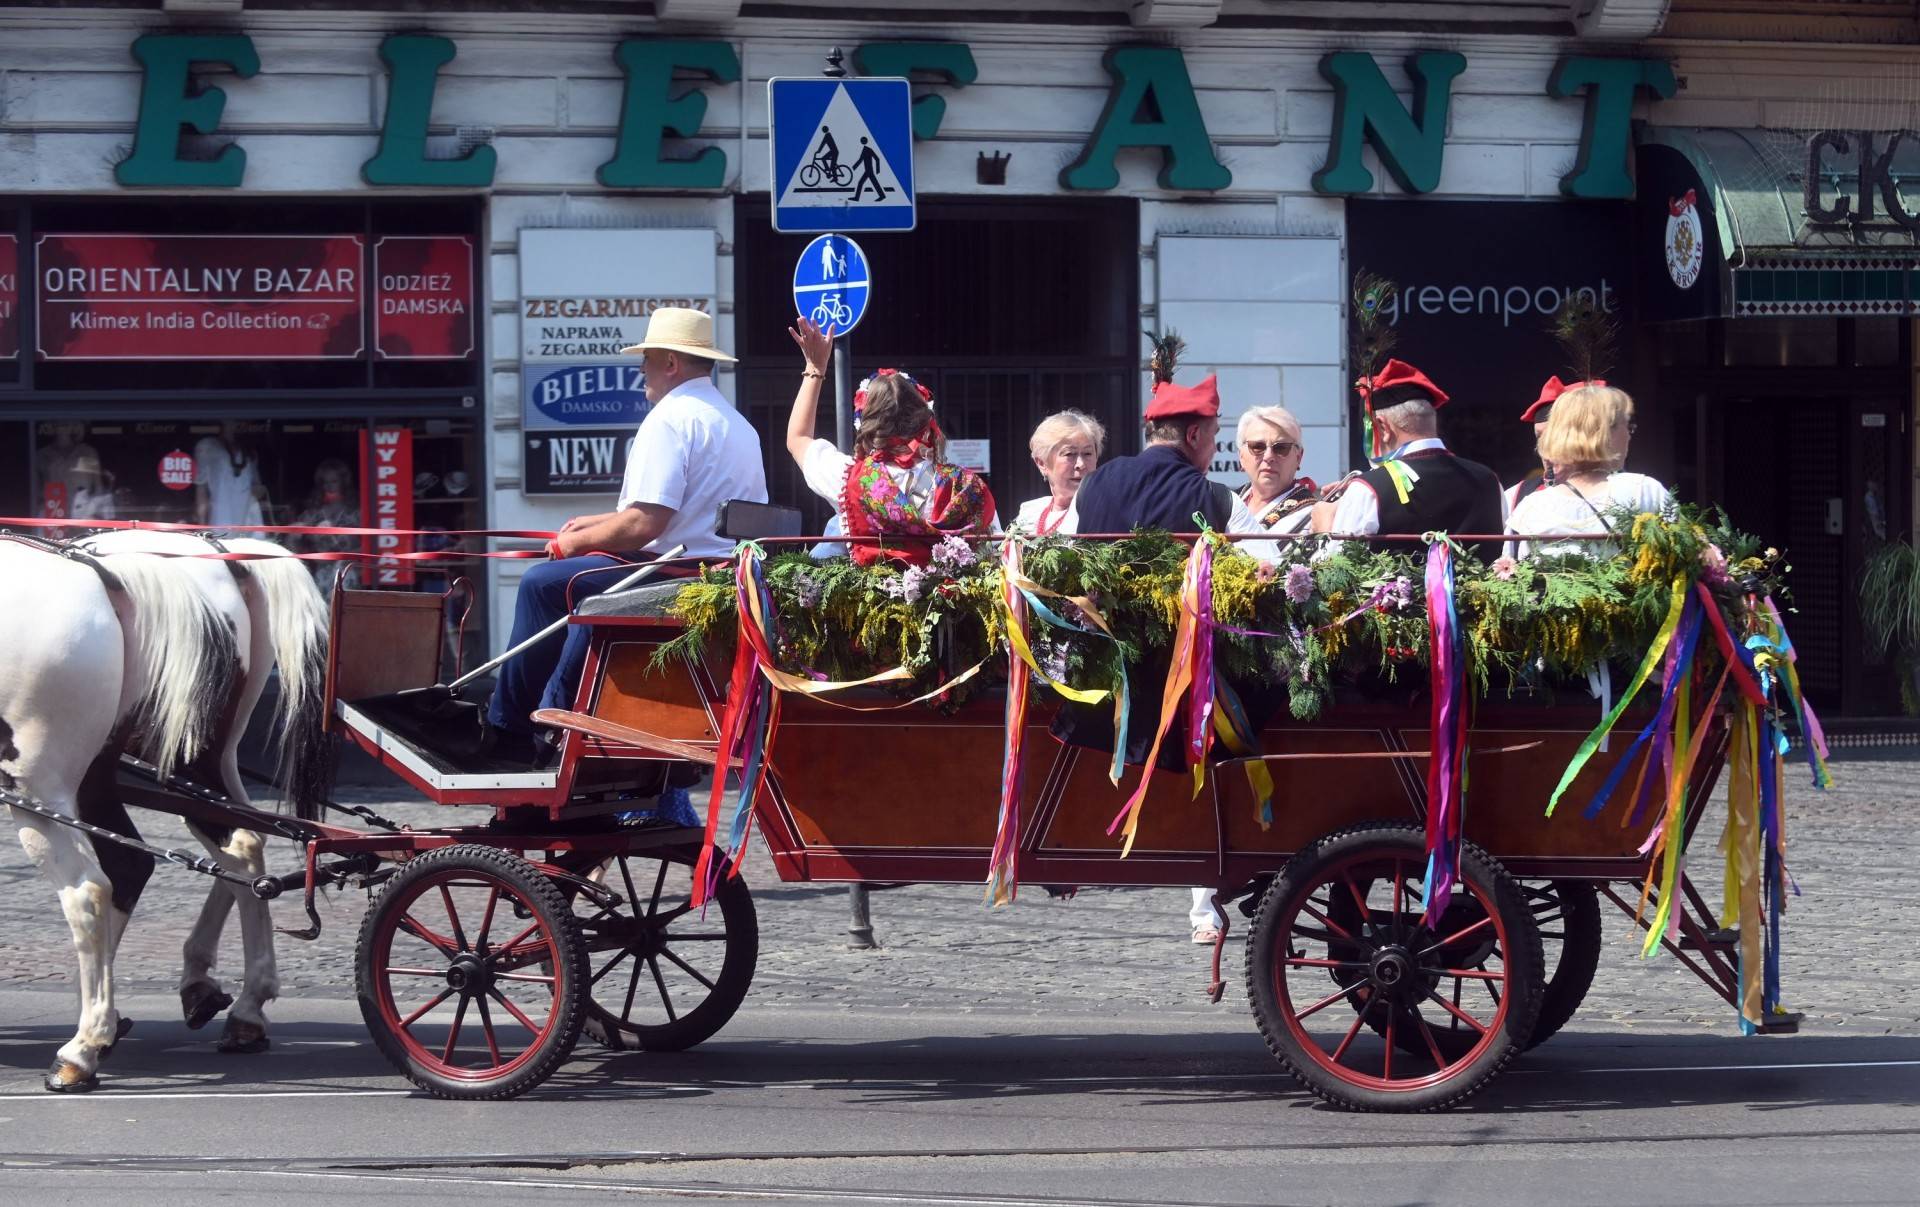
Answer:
[
  {"left": 1854, "top": 316, "right": 1903, "bottom": 367},
  {"left": 29, "top": 414, "right": 486, "bottom": 676},
  {"left": 1722, "top": 316, "right": 1839, "bottom": 367}
]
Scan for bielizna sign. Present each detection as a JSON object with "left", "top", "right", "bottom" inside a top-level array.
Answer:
[{"left": 522, "top": 363, "right": 651, "bottom": 429}]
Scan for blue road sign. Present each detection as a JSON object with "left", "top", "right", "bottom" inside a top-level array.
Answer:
[
  {"left": 792, "top": 235, "right": 871, "bottom": 336},
  {"left": 769, "top": 77, "right": 915, "bottom": 233}
]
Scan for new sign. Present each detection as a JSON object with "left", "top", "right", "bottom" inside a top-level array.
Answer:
[{"left": 36, "top": 234, "right": 364, "bottom": 361}]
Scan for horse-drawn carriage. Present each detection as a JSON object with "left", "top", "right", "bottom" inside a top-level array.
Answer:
[{"left": 0, "top": 517, "right": 1814, "bottom": 1110}]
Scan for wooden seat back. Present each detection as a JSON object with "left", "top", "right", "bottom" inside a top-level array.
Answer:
[{"left": 324, "top": 587, "right": 446, "bottom": 724}]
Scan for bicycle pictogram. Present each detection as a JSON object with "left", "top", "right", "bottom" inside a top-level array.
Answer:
[{"left": 808, "top": 293, "right": 854, "bottom": 330}]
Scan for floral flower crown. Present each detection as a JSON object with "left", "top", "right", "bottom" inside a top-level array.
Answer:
[{"left": 853, "top": 368, "right": 934, "bottom": 420}]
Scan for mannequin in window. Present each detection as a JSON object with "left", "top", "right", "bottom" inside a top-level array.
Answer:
[{"left": 193, "top": 420, "right": 268, "bottom": 536}]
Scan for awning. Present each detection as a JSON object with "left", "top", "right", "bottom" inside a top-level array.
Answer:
[{"left": 1636, "top": 126, "right": 1920, "bottom": 320}]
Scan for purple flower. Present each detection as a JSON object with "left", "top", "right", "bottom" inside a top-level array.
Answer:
[
  {"left": 901, "top": 565, "right": 929, "bottom": 603},
  {"left": 1038, "top": 642, "right": 1070, "bottom": 683},
  {"left": 1284, "top": 564, "right": 1315, "bottom": 603},
  {"left": 878, "top": 575, "right": 906, "bottom": 599},
  {"left": 794, "top": 573, "right": 823, "bottom": 608},
  {"left": 1366, "top": 575, "right": 1416, "bottom": 613},
  {"left": 932, "top": 535, "right": 978, "bottom": 574}
]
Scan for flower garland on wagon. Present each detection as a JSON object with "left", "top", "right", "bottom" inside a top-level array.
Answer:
[{"left": 666, "top": 507, "right": 1828, "bottom": 1034}]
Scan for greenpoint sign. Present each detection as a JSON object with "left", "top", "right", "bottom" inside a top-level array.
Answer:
[{"left": 115, "top": 34, "right": 1672, "bottom": 201}]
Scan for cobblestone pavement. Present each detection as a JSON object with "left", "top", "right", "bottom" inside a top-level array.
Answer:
[{"left": 0, "top": 756, "right": 1912, "bottom": 1035}]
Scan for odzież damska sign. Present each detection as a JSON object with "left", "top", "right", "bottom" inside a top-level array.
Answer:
[
  {"left": 373, "top": 236, "right": 473, "bottom": 360},
  {"left": 36, "top": 234, "right": 364, "bottom": 361},
  {"left": 0, "top": 236, "right": 16, "bottom": 359}
]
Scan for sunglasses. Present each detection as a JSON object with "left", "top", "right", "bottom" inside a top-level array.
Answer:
[{"left": 1242, "top": 440, "right": 1299, "bottom": 458}]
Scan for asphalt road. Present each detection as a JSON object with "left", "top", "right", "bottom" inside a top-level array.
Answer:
[
  {"left": 0, "top": 993, "right": 1915, "bottom": 1206},
  {"left": 0, "top": 761, "right": 1916, "bottom": 1204}
]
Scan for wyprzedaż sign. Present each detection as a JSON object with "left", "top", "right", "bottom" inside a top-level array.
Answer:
[
  {"left": 36, "top": 234, "right": 365, "bottom": 361},
  {"left": 374, "top": 236, "right": 474, "bottom": 360},
  {"left": 0, "top": 236, "right": 18, "bottom": 359},
  {"left": 360, "top": 425, "right": 415, "bottom": 586}
]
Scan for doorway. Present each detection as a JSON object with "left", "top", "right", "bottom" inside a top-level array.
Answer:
[{"left": 1659, "top": 315, "right": 1913, "bottom": 716}]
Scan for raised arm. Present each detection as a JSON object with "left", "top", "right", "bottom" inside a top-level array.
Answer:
[{"left": 785, "top": 317, "right": 836, "bottom": 466}]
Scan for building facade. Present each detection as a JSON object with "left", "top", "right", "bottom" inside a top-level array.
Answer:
[{"left": 0, "top": 0, "right": 1909, "bottom": 712}]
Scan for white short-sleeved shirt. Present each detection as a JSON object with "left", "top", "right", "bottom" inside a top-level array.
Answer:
[
  {"left": 1012, "top": 495, "right": 1079, "bottom": 536},
  {"left": 617, "top": 377, "right": 768, "bottom": 559},
  {"left": 1505, "top": 471, "right": 1674, "bottom": 560}
]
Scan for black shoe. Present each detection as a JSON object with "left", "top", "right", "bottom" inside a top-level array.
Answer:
[{"left": 478, "top": 720, "right": 545, "bottom": 768}]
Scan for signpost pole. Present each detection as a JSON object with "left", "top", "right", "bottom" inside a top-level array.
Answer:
[{"left": 833, "top": 328, "right": 854, "bottom": 451}]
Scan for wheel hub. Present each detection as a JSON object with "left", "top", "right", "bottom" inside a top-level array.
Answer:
[
  {"left": 445, "top": 953, "right": 494, "bottom": 995},
  {"left": 1368, "top": 946, "right": 1422, "bottom": 1003}
]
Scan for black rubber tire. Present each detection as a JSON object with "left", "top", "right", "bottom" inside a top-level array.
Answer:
[
  {"left": 355, "top": 844, "right": 588, "bottom": 1101},
  {"left": 1523, "top": 880, "right": 1603, "bottom": 1049},
  {"left": 561, "top": 847, "right": 758, "bottom": 1054},
  {"left": 1245, "top": 821, "right": 1544, "bottom": 1113}
]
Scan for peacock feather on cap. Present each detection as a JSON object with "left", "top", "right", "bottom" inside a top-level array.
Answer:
[
  {"left": 1551, "top": 292, "right": 1618, "bottom": 385},
  {"left": 1349, "top": 269, "right": 1399, "bottom": 390},
  {"left": 1144, "top": 328, "right": 1186, "bottom": 387}
]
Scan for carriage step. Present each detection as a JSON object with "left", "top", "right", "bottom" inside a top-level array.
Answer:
[{"left": 1757, "top": 1011, "right": 1804, "bottom": 1035}]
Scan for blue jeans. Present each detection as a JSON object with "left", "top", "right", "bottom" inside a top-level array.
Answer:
[{"left": 486, "top": 554, "right": 634, "bottom": 735}]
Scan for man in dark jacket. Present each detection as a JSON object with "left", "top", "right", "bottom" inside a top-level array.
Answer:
[
  {"left": 1056, "top": 372, "right": 1247, "bottom": 770},
  {"left": 1073, "top": 373, "right": 1233, "bottom": 535},
  {"left": 1313, "top": 359, "right": 1505, "bottom": 558}
]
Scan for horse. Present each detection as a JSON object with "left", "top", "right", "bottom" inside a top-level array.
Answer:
[
  {"left": 77, "top": 531, "right": 332, "bottom": 1058},
  {"left": 0, "top": 538, "right": 243, "bottom": 1091}
]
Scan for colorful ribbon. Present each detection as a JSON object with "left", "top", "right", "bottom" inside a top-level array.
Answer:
[
  {"left": 1421, "top": 538, "right": 1468, "bottom": 925},
  {"left": 987, "top": 538, "right": 1033, "bottom": 905}
]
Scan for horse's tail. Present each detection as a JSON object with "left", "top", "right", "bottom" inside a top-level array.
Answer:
[
  {"left": 227, "top": 540, "right": 334, "bottom": 822},
  {"left": 103, "top": 552, "right": 241, "bottom": 779}
]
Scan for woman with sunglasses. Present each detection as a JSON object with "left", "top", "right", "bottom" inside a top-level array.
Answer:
[{"left": 1229, "top": 406, "right": 1317, "bottom": 542}]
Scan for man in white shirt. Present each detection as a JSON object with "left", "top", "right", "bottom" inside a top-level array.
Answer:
[{"left": 485, "top": 308, "right": 767, "bottom": 762}]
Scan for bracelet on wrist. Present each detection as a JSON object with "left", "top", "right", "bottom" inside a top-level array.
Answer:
[{"left": 802, "top": 368, "right": 826, "bottom": 379}]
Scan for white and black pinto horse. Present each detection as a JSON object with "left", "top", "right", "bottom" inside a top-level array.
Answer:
[{"left": 0, "top": 534, "right": 329, "bottom": 1091}]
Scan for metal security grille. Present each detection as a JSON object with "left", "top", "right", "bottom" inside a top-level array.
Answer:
[
  {"left": 1784, "top": 405, "right": 1843, "bottom": 703},
  {"left": 733, "top": 195, "right": 1140, "bottom": 531}
]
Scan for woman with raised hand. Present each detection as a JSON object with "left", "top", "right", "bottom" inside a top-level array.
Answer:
[{"left": 786, "top": 317, "right": 997, "bottom": 565}]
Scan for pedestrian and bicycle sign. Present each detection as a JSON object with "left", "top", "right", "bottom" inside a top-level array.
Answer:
[
  {"left": 792, "top": 235, "right": 870, "bottom": 336},
  {"left": 769, "top": 78, "right": 915, "bottom": 233}
]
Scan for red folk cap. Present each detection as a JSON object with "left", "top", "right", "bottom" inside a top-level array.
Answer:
[
  {"left": 1144, "top": 373, "right": 1221, "bottom": 421},
  {"left": 1356, "top": 358, "right": 1449, "bottom": 407},
  {"left": 1520, "top": 375, "right": 1606, "bottom": 423}
]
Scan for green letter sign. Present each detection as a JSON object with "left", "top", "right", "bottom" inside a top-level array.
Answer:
[
  {"left": 1062, "top": 48, "right": 1230, "bottom": 192},
  {"left": 597, "top": 40, "right": 740, "bottom": 189},
  {"left": 853, "top": 42, "right": 978, "bottom": 140},
  {"left": 1312, "top": 51, "right": 1465, "bottom": 195},
  {"left": 1548, "top": 56, "right": 1676, "bottom": 199},
  {"left": 363, "top": 35, "right": 497, "bottom": 187},
  {"left": 117, "top": 34, "right": 259, "bottom": 188}
]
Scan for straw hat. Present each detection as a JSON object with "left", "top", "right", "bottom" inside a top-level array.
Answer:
[{"left": 619, "top": 307, "right": 736, "bottom": 363}]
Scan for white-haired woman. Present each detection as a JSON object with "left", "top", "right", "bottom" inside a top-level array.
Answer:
[
  {"left": 1505, "top": 384, "right": 1671, "bottom": 561},
  {"left": 1013, "top": 409, "right": 1107, "bottom": 536},
  {"left": 1229, "top": 406, "right": 1317, "bottom": 539}
]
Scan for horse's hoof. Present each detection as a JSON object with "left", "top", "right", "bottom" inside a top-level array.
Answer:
[
  {"left": 181, "top": 985, "right": 234, "bottom": 1031},
  {"left": 216, "top": 1020, "right": 269, "bottom": 1055},
  {"left": 44, "top": 1060, "right": 98, "bottom": 1093},
  {"left": 100, "top": 1016, "right": 134, "bottom": 1060}
]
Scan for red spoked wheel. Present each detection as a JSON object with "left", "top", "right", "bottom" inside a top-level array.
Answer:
[
  {"left": 555, "top": 845, "right": 758, "bottom": 1053},
  {"left": 1246, "top": 822, "right": 1542, "bottom": 1112},
  {"left": 355, "top": 844, "right": 588, "bottom": 1100}
]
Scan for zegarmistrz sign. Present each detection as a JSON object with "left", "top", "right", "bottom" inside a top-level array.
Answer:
[{"left": 36, "top": 234, "right": 365, "bottom": 360}]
